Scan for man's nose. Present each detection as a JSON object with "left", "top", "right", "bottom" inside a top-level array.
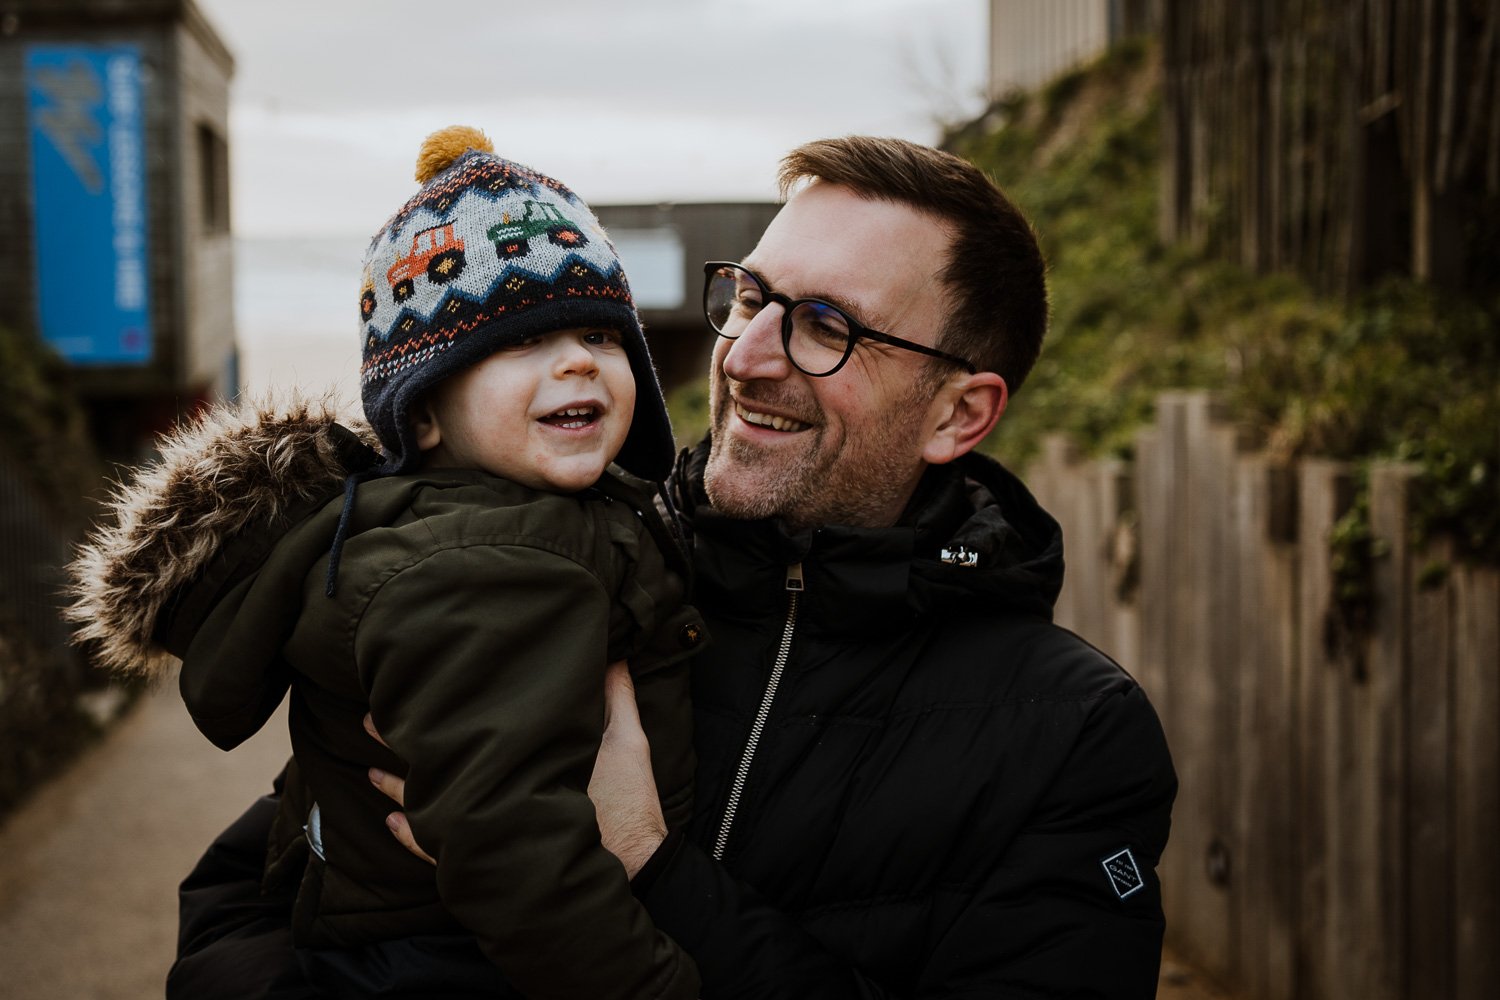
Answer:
[{"left": 721, "top": 306, "right": 792, "bottom": 382}]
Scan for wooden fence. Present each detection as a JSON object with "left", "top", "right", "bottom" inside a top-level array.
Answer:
[
  {"left": 1026, "top": 390, "right": 1499, "bottom": 1000},
  {"left": 1160, "top": 0, "right": 1500, "bottom": 294}
]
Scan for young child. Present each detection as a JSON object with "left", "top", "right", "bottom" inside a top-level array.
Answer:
[{"left": 68, "top": 127, "right": 703, "bottom": 1000}]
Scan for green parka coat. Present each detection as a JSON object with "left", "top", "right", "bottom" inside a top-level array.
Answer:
[{"left": 68, "top": 398, "right": 705, "bottom": 1000}]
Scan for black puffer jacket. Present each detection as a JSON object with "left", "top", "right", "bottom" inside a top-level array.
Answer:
[{"left": 635, "top": 443, "right": 1177, "bottom": 998}]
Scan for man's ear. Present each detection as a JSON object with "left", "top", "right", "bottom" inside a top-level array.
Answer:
[
  {"left": 920, "top": 371, "right": 1008, "bottom": 466},
  {"left": 411, "top": 397, "right": 443, "bottom": 452}
]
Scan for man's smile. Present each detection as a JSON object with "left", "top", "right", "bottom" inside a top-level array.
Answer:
[{"left": 734, "top": 400, "right": 812, "bottom": 433}]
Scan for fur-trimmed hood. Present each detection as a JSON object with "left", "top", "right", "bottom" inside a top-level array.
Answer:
[{"left": 66, "top": 394, "right": 380, "bottom": 680}]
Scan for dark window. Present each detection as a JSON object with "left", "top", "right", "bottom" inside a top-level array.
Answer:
[{"left": 197, "top": 123, "right": 230, "bottom": 234}]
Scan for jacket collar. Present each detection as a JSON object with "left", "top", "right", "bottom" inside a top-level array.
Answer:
[{"left": 673, "top": 438, "right": 1063, "bottom": 639}]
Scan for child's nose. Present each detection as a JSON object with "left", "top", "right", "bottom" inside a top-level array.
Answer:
[{"left": 554, "top": 336, "right": 599, "bottom": 377}]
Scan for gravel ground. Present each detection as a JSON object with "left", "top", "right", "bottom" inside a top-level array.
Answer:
[
  {"left": 0, "top": 683, "right": 290, "bottom": 999},
  {"left": 1159, "top": 953, "right": 1234, "bottom": 1000}
]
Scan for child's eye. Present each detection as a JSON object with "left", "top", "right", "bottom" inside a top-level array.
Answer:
[
  {"left": 503, "top": 335, "right": 543, "bottom": 351},
  {"left": 583, "top": 329, "right": 621, "bottom": 346}
]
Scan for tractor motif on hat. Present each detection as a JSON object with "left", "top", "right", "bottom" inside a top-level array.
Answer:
[
  {"left": 487, "top": 201, "right": 589, "bottom": 260},
  {"left": 387, "top": 222, "right": 467, "bottom": 303}
]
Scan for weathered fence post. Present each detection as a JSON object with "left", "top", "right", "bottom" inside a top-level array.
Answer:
[
  {"left": 1360, "top": 464, "right": 1418, "bottom": 1000},
  {"left": 1030, "top": 434, "right": 1139, "bottom": 665},
  {"left": 1294, "top": 458, "right": 1354, "bottom": 1000},
  {"left": 1406, "top": 534, "right": 1453, "bottom": 999},
  {"left": 1232, "top": 453, "right": 1300, "bottom": 1000},
  {"left": 1452, "top": 562, "right": 1500, "bottom": 996}
]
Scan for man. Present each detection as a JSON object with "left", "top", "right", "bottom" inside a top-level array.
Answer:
[{"left": 184, "top": 136, "right": 1177, "bottom": 998}]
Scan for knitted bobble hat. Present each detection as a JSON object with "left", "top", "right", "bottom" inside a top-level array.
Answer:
[{"left": 357, "top": 125, "right": 674, "bottom": 482}]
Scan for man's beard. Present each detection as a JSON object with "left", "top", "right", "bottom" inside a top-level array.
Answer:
[{"left": 703, "top": 374, "right": 931, "bottom": 530}]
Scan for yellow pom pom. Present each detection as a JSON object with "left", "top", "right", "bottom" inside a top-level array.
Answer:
[{"left": 414, "top": 125, "right": 494, "bottom": 184}]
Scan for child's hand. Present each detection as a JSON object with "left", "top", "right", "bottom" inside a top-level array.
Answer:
[{"left": 365, "top": 714, "right": 436, "bottom": 865}]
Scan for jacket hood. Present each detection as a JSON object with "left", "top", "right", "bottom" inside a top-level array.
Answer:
[
  {"left": 672, "top": 438, "right": 1064, "bottom": 637},
  {"left": 66, "top": 395, "right": 380, "bottom": 679}
]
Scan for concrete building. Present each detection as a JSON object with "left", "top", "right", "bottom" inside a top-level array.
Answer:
[
  {"left": 0, "top": 0, "right": 236, "bottom": 452},
  {"left": 988, "top": 0, "right": 1156, "bottom": 99},
  {"left": 595, "top": 201, "right": 781, "bottom": 391}
]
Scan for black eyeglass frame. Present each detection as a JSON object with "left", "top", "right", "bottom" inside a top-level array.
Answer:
[{"left": 702, "top": 261, "right": 978, "bottom": 377}]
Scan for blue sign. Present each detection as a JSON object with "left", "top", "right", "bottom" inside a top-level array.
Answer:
[{"left": 26, "top": 45, "right": 152, "bottom": 366}]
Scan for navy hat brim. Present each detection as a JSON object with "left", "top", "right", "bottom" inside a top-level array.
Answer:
[{"left": 367, "top": 297, "right": 675, "bottom": 483}]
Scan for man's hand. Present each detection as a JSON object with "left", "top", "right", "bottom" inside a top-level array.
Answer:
[
  {"left": 365, "top": 659, "right": 666, "bottom": 878},
  {"left": 364, "top": 714, "right": 435, "bottom": 865},
  {"left": 590, "top": 660, "right": 667, "bottom": 879}
]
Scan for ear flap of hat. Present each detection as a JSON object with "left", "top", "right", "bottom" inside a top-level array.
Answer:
[{"left": 614, "top": 326, "right": 676, "bottom": 483}]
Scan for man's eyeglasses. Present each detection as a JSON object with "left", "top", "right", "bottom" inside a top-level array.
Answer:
[{"left": 702, "top": 261, "right": 977, "bottom": 378}]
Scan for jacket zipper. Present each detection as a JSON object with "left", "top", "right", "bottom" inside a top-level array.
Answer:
[{"left": 711, "top": 562, "right": 803, "bottom": 861}]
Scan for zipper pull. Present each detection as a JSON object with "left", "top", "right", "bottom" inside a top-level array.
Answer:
[{"left": 785, "top": 562, "right": 804, "bottom": 592}]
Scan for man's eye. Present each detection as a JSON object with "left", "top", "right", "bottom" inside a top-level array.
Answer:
[
  {"left": 793, "top": 302, "right": 851, "bottom": 349},
  {"left": 733, "top": 285, "right": 764, "bottom": 310}
]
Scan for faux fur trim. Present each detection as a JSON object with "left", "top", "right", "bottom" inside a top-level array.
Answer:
[{"left": 65, "top": 393, "right": 378, "bottom": 679}]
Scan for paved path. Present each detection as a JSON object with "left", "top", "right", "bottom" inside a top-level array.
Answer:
[
  {"left": 0, "top": 683, "right": 290, "bottom": 1000},
  {"left": 0, "top": 683, "right": 1231, "bottom": 1000}
]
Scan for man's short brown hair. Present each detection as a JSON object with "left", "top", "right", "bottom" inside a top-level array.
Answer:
[{"left": 778, "top": 136, "right": 1048, "bottom": 394}]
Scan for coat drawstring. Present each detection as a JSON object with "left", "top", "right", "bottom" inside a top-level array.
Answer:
[{"left": 325, "top": 467, "right": 382, "bottom": 597}]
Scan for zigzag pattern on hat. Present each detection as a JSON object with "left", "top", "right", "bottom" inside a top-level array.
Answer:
[{"left": 361, "top": 257, "right": 632, "bottom": 386}]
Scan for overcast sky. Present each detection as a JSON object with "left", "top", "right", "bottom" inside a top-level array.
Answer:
[{"left": 193, "top": 0, "right": 990, "bottom": 237}]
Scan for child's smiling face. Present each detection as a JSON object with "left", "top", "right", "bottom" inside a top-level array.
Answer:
[{"left": 416, "top": 326, "right": 636, "bottom": 493}]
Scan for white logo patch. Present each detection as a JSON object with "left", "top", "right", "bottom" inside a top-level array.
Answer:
[{"left": 1101, "top": 847, "right": 1144, "bottom": 899}]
